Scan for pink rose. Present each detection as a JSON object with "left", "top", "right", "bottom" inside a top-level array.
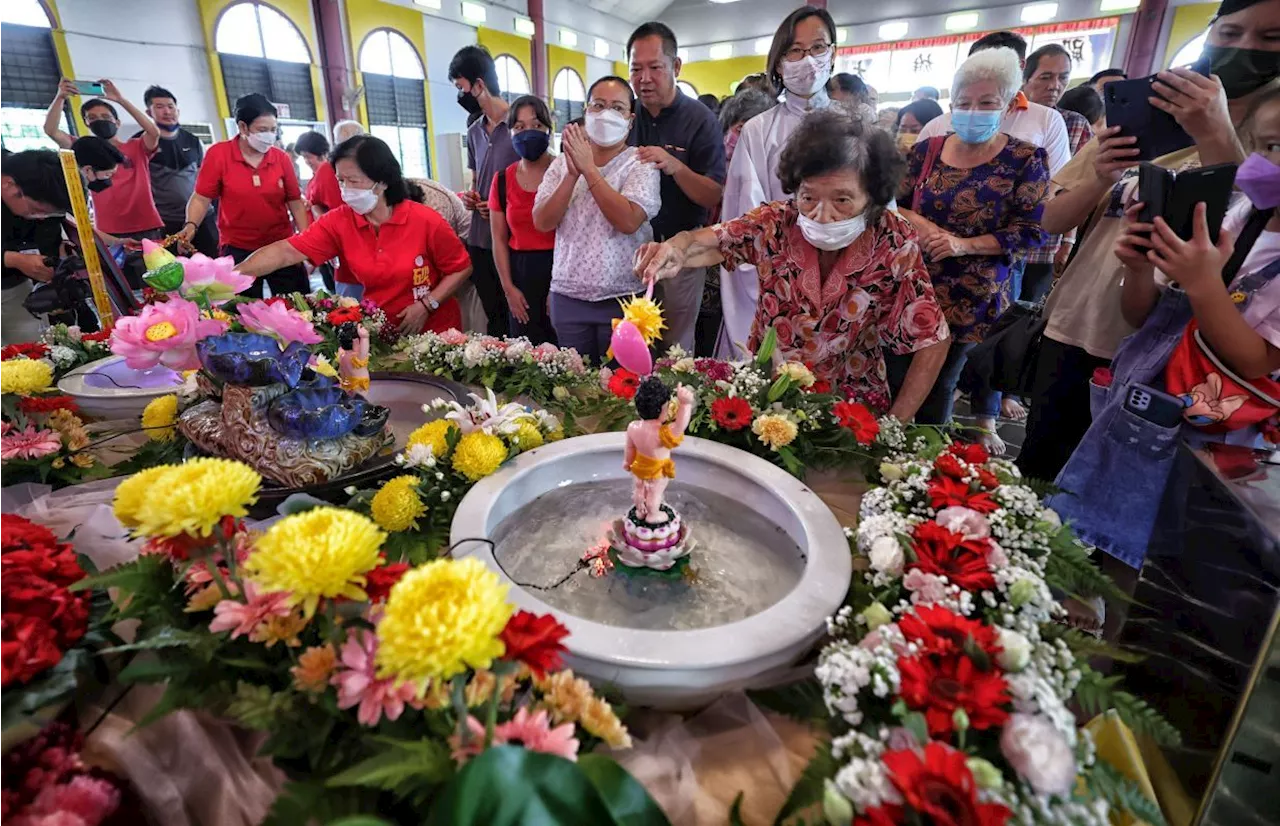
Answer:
[
  {"left": 439, "top": 328, "right": 468, "bottom": 346},
  {"left": 934, "top": 507, "right": 991, "bottom": 540},
  {"left": 1000, "top": 713, "right": 1076, "bottom": 796}
]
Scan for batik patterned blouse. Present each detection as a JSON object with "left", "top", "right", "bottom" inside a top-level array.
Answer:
[
  {"left": 713, "top": 200, "right": 949, "bottom": 412},
  {"left": 902, "top": 136, "right": 1050, "bottom": 343}
]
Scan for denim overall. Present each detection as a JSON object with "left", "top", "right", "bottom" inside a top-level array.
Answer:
[{"left": 1048, "top": 288, "right": 1194, "bottom": 569}]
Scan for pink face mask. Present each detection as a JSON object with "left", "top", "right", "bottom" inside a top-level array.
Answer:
[
  {"left": 1236, "top": 152, "right": 1280, "bottom": 210},
  {"left": 724, "top": 130, "right": 740, "bottom": 162}
]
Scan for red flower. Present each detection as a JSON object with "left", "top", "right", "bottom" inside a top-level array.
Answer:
[
  {"left": 0, "top": 343, "right": 49, "bottom": 361},
  {"left": 365, "top": 561, "right": 410, "bottom": 603},
  {"left": 910, "top": 521, "right": 996, "bottom": 592},
  {"left": 927, "top": 476, "right": 999, "bottom": 514},
  {"left": 805, "top": 379, "right": 832, "bottom": 394},
  {"left": 898, "top": 652, "right": 1011, "bottom": 737},
  {"left": 711, "top": 396, "right": 753, "bottom": 431},
  {"left": 81, "top": 331, "right": 111, "bottom": 343},
  {"left": 694, "top": 358, "right": 734, "bottom": 382},
  {"left": 499, "top": 610, "right": 569, "bottom": 678},
  {"left": 934, "top": 453, "right": 968, "bottom": 480},
  {"left": 898, "top": 604, "right": 1001, "bottom": 659},
  {"left": 327, "top": 307, "right": 363, "bottom": 326},
  {"left": 17, "top": 396, "right": 80, "bottom": 416},
  {"left": 882, "top": 742, "right": 1012, "bottom": 826},
  {"left": 947, "top": 442, "right": 990, "bottom": 466},
  {"left": 1, "top": 614, "right": 65, "bottom": 687},
  {"left": 976, "top": 468, "right": 1000, "bottom": 490},
  {"left": 833, "top": 401, "right": 880, "bottom": 445},
  {"left": 854, "top": 805, "right": 905, "bottom": 826},
  {"left": 608, "top": 368, "right": 641, "bottom": 400}
]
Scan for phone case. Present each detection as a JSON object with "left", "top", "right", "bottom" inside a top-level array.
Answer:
[
  {"left": 1137, "top": 163, "right": 1171, "bottom": 229},
  {"left": 1165, "top": 163, "right": 1239, "bottom": 243},
  {"left": 1124, "top": 384, "right": 1184, "bottom": 429},
  {"left": 1104, "top": 76, "right": 1196, "bottom": 162}
]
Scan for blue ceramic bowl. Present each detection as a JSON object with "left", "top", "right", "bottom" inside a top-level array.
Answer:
[
  {"left": 197, "top": 333, "right": 311, "bottom": 387},
  {"left": 267, "top": 384, "right": 366, "bottom": 440}
]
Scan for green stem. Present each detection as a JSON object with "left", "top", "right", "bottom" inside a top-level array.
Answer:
[
  {"left": 206, "top": 560, "right": 233, "bottom": 600},
  {"left": 483, "top": 686, "right": 499, "bottom": 748}
]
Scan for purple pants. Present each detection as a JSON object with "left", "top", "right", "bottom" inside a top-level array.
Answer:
[{"left": 549, "top": 292, "right": 624, "bottom": 366}]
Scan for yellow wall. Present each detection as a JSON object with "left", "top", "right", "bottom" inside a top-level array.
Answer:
[
  {"left": 197, "top": 0, "right": 327, "bottom": 130},
  {"left": 614, "top": 60, "right": 628, "bottom": 78},
  {"left": 1163, "top": 2, "right": 1217, "bottom": 68},
  {"left": 38, "top": 0, "right": 83, "bottom": 133},
  {"left": 679, "top": 55, "right": 766, "bottom": 98},
  {"left": 344, "top": 0, "right": 435, "bottom": 171},
  {"left": 547, "top": 44, "right": 587, "bottom": 99},
  {"left": 477, "top": 26, "right": 533, "bottom": 87}
]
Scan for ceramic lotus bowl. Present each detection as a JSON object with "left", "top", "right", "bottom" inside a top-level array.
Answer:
[
  {"left": 267, "top": 380, "right": 367, "bottom": 440},
  {"left": 197, "top": 332, "right": 310, "bottom": 387}
]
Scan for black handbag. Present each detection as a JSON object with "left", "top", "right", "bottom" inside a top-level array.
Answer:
[{"left": 961, "top": 299, "right": 1046, "bottom": 397}]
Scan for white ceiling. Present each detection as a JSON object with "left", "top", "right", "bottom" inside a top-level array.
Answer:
[{"left": 586, "top": 0, "right": 681, "bottom": 25}]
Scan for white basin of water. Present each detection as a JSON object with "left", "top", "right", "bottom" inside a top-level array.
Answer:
[
  {"left": 58, "top": 356, "right": 184, "bottom": 419},
  {"left": 451, "top": 433, "right": 850, "bottom": 710}
]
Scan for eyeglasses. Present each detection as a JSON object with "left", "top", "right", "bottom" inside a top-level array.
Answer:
[
  {"left": 783, "top": 42, "right": 831, "bottom": 63},
  {"left": 586, "top": 100, "right": 632, "bottom": 116}
]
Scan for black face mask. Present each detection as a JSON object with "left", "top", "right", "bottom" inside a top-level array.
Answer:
[
  {"left": 86, "top": 177, "right": 112, "bottom": 193},
  {"left": 457, "top": 88, "right": 483, "bottom": 116},
  {"left": 1194, "top": 45, "right": 1280, "bottom": 99},
  {"left": 88, "top": 120, "right": 118, "bottom": 139}
]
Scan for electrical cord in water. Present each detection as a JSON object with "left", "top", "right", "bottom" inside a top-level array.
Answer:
[{"left": 446, "top": 537, "right": 589, "bottom": 592}]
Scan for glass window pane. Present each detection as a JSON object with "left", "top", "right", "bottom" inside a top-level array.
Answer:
[
  {"left": 215, "top": 3, "right": 264, "bottom": 58},
  {"left": 359, "top": 30, "right": 392, "bottom": 76},
  {"left": 496, "top": 55, "right": 530, "bottom": 97},
  {"left": 1, "top": 108, "right": 66, "bottom": 152},
  {"left": 1169, "top": 32, "right": 1207, "bottom": 69},
  {"left": 257, "top": 4, "right": 309, "bottom": 64},
  {"left": 370, "top": 123, "right": 402, "bottom": 162},
  {"left": 398, "top": 127, "right": 429, "bottom": 179},
  {"left": 2, "top": 0, "right": 51, "bottom": 27},
  {"left": 677, "top": 81, "right": 697, "bottom": 97},
  {"left": 554, "top": 69, "right": 585, "bottom": 102},
  {"left": 388, "top": 32, "right": 424, "bottom": 80}
]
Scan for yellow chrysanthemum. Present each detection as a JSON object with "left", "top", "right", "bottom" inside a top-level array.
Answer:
[
  {"left": 291, "top": 645, "right": 338, "bottom": 693},
  {"left": 142, "top": 394, "right": 180, "bottom": 442},
  {"left": 310, "top": 355, "right": 338, "bottom": 378},
  {"left": 618, "top": 295, "right": 666, "bottom": 345},
  {"left": 406, "top": 419, "right": 456, "bottom": 458},
  {"left": 246, "top": 507, "right": 385, "bottom": 617},
  {"left": 752, "top": 414, "right": 798, "bottom": 450},
  {"left": 48, "top": 409, "right": 89, "bottom": 451},
  {"left": 1, "top": 358, "right": 53, "bottom": 397},
  {"left": 546, "top": 428, "right": 565, "bottom": 443},
  {"left": 128, "top": 459, "right": 262, "bottom": 539},
  {"left": 370, "top": 475, "right": 426, "bottom": 532},
  {"left": 374, "top": 557, "right": 513, "bottom": 685},
  {"left": 537, "top": 669, "right": 595, "bottom": 724},
  {"left": 508, "top": 419, "right": 544, "bottom": 451},
  {"left": 777, "top": 362, "right": 816, "bottom": 388},
  {"left": 113, "top": 466, "right": 175, "bottom": 531},
  {"left": 451, "top": 431, "right": 508, "bottom": 481}
]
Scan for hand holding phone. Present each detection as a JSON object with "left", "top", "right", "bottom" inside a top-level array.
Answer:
[
  {"left": 1104, "top": 75, "right": 1196, "bottom": 161},
  {"left": 73, "top": 79, "right": 105, "bottom": 97}
]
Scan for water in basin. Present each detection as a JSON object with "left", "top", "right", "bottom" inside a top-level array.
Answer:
[
  {"left": 84, "top": 360, "right": 183, "bottom": 390},
  {"left": 490, "top": 480, "right": 806, "bottom": 630}
]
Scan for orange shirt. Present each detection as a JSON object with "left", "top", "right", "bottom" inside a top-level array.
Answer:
[{"left": 195, "top": 138, "right": 301, "bottom": 250}]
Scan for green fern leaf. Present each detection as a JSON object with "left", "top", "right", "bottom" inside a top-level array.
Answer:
[
  {"left": 749, "top": 680, "right": 829, "bottom": 725},
  {"left": 1041, "top": 625, "right": 1146, "bottom": 664},
  {"left": 1089, "top": 759, "right": 1167, "bottom": 826},
  {"left": 772, "top": 740, "right": 835, "bottom": 826},
  {"left": 1076, "top": 668, "right": 1182, "bottom": 747}
]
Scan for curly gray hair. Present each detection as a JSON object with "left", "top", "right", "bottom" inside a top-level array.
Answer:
[
  {"left": 951, "top": 47, "right": 1022, "bottom": 107},
  {"left": 720, "top": 88, "right": 776, "bottom": 132}
]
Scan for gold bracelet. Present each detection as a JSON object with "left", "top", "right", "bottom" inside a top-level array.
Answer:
[
  {"left": 349, "top": 354, "right": 369, "bottom": 368},
  {"left": 340, "top": 376, "right": 371, "bottom": 392}
]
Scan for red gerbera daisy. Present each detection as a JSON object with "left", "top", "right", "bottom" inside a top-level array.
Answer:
[
  {"left": 607, "top": 368, "right": 641, "bottom": 400},
  {"left": 854, "top": 805, "right": 905, "bottom": 826},
  {"left": 948, "top": 442, "right": 990, "bottom": 466},
  {"left": 711, "top": 396, "right": 753, "bottom": 431},
  {"left": 805, "top": 379, "right": 832, "bottom": 394},
  {"left": 898, "top": 652, "right": 1011, "bottom": 737},
  {"left": 1, "top": 342, "right": 49, "bottom": 362},
  {"left": 17, "top": 396, "right": 80, "bottom": 416},
  {"left": 927, "top": 476, "right": 1000, "bottom": 514},
  {"left": 833, "top": 400, "right": 880, "bottom": 445},
  {"left": 934, "top": 452, "right": 968, "bottom": 480},
  {"left": 500, "top": 610, "right": 570, "bottom": 678},
  {"left": 909, "top": 521, "right": 996, "bottom": 592},
  {"left": 898, "top": 604, "right": 1001, "bottom": 659},
  {"left": 364, "top": 561, "right": 410, "bottom": 603},
  {"left": 81, "top": 331, "right": 111, "bottom": 343},
  {"left": 327, "top": 307, "right": 364, "bottom": 326},
  {"left": 976, "top": 468, "right": 1000, "bottom": 490},
  {"left": 882, "top": 742, "right": 1012, "bottom": 826}
]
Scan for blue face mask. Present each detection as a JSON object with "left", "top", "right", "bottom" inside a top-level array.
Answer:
[
  {"left": 512, "top": 129, "right": 550, "bottom": 161},
  {"left": 951, "top": 108, "right": 1002, "bottom": 144}
]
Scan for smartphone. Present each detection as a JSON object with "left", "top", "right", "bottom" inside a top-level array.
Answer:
[
  {"left": 74, "top": 80, "right": 105, "bottom": 96},
  {"left": 1164, "top": 163, "right": 1238, "bottom": 243},
  {"left": 1124, "top": 383, "right": 1185, "bottom": 428},
  {"left": 1104, "top": 75, "right": 1196, "bottom": 162},
  {"left": 1136, "top": 163, "right": 1171, "bottom": 238}
]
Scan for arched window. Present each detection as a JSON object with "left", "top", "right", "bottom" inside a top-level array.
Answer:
[
  {"left": 215, "top": 1, "right": 316, "bottom": 122},
  {"left": 677, "top": 81, "right": 698, "bottom": 98},
  {"left": 2, "top": 0, "right": 67, "bottom": 152},
  {"left": 552, "top": 68, "right": 586, "bottom": 129},
  {"left": 1169, "top": 32, "right": 1207, "bottom": 69},
  {"left": 494, "top": 55, "right": 532, "bottom": 103},
  {"left": 359, "top": 29, "right": 430, "bottom": 178}
]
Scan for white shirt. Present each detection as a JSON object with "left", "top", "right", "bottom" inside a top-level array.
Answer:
[
  {"left": 917, "top": 99, "right": 1071, "bottom": 174},
  {"left": 718, "top": 89, "right": 831, "bottom": 358},
  {"left": 535, "top": 147, "right": 661, "bottom": 303}
]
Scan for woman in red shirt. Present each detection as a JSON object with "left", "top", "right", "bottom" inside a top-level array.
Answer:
[
  {"left": 296, "top": 130, "right": 343, "bottom": 294},
  {"left": 490, "top": 95, "right": 557, "bottom": 344},
  {"left": 178, "top": 93, "right": 311, "bottom": 298},
  {"left": 237, "top": 136, "right": 473, "bottom": 335}
]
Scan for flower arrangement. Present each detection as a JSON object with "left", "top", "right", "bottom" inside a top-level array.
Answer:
[
  {"left": 767, "top": 434, "right": 1177, "bottom": 826},
  {"left": 84, "top": 454, "right": 657, "bottom": 823},
  {"left": 1, "top": 358, "right": 107, "bottom": 488},
  {"left": 399, "top": 330, "right": 590, "bottom": 402},
  {"left": 2, "top": 721, "right": 124, "bottom": 826},
  {"left": 290, "top": 292, "right": 392, "bottom": 359},
  {"left": 3, "top": 325, "right": 113, "bottom": 381}
]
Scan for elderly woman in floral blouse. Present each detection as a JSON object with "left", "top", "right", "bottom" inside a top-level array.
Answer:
[{"left": 636, "top": 109, "right": 950, "bottom": 421}]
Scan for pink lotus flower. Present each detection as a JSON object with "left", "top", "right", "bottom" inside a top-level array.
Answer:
[
  {"left": 439, "top": 328, "right": 468, "bottom": 346},
  {"left": 1, "top": 425, "right": 62, "bottom": 461},
  {"left": 237, "top": 300, "right": 323, "bottom": 346},
  {"left": 177, "top": 253, "right": 254, "bottom": 303},
  {"left": 332, "top": 627, "right": 419, "bottom": 726},
  {"left": 208, "top": 580, "right": 292, "bottom": 639},
  {"left": 450, "top": 708, "right": 579, "bottom": 764},
  {"left": 111, "top": 297, "right": 227, "bottom": 370}
]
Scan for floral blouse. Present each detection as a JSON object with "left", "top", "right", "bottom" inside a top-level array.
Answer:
[
  {"left": 714, "top": 201, "right": 950, "bottom": 412},
  {"left": 902, "top": 136, "right": 1049, "bottom": 343}
]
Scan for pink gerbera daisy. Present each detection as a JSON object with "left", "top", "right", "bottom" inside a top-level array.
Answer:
[
  {"left": 0, "top": 424, "right": 62, "bottom": 461},
  {"left": 450, "top": 707, "right": 580, "bottom": 764},
  {"left": 208, "top": 580, "right": 292, "bottom": 639},
  {"left": 331, "top": 627, "right": 419, "bottom": 727}
]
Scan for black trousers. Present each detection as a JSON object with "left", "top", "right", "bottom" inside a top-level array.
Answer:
[
  {"left": 1016, "top": 336, "right": 1110, "bottom": 483},
  {"left": 222, "top": 244, "right": 310, "bottom": 298},
  {"left": 468, "top": 244, "right": 509, "bottom": 337},
  {"left": 163, "top": 215, "right": 219, "bottom": 259},
  {"left": 509, "top": 249, "right": 555, "bottom": 345}
]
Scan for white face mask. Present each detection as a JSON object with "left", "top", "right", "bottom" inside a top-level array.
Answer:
[
  {"left": 245, "top": 130, "right": 276, "bottom": 153},
  {"left": 780, "top": 54, "right": 832, "bottom": 98},
  {"left": 585, "top": 109, "right": 631, "bottom": 147},
  {"left": 797, "top": 211, "right": 866, "bottom": 251},
  {"left": 341, "top": 184, "right": 380, "bottom": 215}
]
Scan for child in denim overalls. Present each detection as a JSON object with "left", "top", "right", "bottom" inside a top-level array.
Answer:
[{"left": 1050, "top": 88, "right": 1280, "bottom": 574}]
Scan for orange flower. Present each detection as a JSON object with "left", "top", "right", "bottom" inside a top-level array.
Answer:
[{"left": 291, "top": 645, "right": 338, "bottom": 693}]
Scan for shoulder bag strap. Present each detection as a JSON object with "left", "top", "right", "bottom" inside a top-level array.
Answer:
[
  {"left": 497, "top": 166, "right": 509, "bottom": 213},
  {"left": 912, "top": 136, "right": 947, "bottom": 214},
  {"left": 1221, "top": 207, "right": 1276, "bottom": 285}
]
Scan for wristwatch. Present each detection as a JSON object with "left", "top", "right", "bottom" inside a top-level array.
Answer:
[{"left": 420, "top": 291, "right": 439, "bottom": 311}]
